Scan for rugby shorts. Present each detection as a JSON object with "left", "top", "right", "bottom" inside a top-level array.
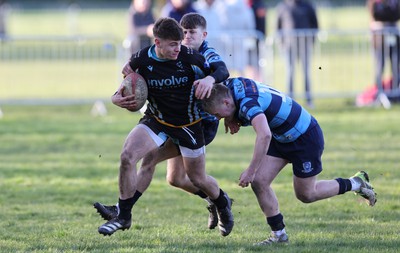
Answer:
[
  {"left": 267, "top": 124, "right": 325, "bottom": 178},
  {"left": 138, "top": 115, "right": 205, "bottom": 158}
]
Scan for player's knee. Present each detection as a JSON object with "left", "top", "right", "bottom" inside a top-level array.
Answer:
[
  {"left": 166, "top": 174, "right": 181, "bottom": 187},
  {"left": 251, "top": 175, "right": 271, "bottom": 193},
  {"left": 187, "top": 175, "right": 203, "bottom": 189},
  {"left": 141, "top": 152, "right": 156, "bottom": 169},
  {"left": 120, "top": 149, "right": 139, "bottom": 170},
  {"left": 295, "top": 191, "right": 315, "bottom": 203},
  {"left": 250, "top": 178, "right": 262, "bottom": 193},
  {"left": 167, "top": 177, "right": 182, "bottom": 188}
]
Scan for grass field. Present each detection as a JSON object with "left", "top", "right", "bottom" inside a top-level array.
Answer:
[{"left": 0, "top": 100, "right": 399, "bottom": 253}]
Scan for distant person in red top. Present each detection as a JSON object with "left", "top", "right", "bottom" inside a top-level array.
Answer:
[{"left": 366, "top": 0, "right": 400, "bottom": 109}]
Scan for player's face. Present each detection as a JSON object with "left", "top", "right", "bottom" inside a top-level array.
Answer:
[
  {"left": 182, "top": 27, "right": 206, "bottom": 51},
  {"left": 155, "top": 38, "right": 182, "bottom": 60}
]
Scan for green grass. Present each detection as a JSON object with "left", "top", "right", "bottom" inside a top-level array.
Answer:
[{"left": 0, "top": 100, "right": 399, "bottom": 252}]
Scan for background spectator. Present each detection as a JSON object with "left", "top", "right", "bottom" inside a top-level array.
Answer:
[
  {"left": 161, "top": 0, "right": 197, "bottom": 22},
  {"left": 0, "top": 0, "right": 10, "bottom": 39},
  {"left": 247, "top": 0, "right": 267, "bottom": 80},
  {"left": 66, "top": 1, "right": 81, "bottom": 35},
  {"left": 248, "top": 0, "right": 267, "bottom": 37},
  {"left": 276, "top": 0, "right": 319, "bottom": 107},
  {"left": 124, "top": 0, "right": 155, "bottom": 54},
  {"left": 367, "top": 0, "right": 400, "bottom": 109},
  {"left": 194, "top": 0, "right": 222, "bottom": 50},
  {"left": 217, "top": 0, "right": 257, "bottom": 78}
]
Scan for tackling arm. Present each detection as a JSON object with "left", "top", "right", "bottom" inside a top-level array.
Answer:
[{"left": 238, "top": 113, "right": 272, "bottom": 187}]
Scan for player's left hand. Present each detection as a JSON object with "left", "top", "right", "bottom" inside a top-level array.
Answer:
[
  {"left": 238, "top": 168, "right": 255, "bottom": 188},
  {"left": 193, "top": 76, "right": 214, "bottom": 99},
  {"left": 224, "top": 117, "right": 241, "bottom": 134}
]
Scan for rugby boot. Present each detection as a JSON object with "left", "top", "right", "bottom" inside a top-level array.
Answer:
[
  {"left": 98, "top": 217, "right": 131, "bottom": 236},
  {"left": 351, "top": 171, "right": 377, "bottom": 206},
  {"left": 216, "top": 193, "right": 234, "bottom": 236},
  {"left": 93, "top": 202, "right": 118, "bottom": 221},
  {"left": 255, "top": 232, "right": 289, "bottom": 246}
]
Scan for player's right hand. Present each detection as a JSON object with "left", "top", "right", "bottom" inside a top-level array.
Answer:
[
  {"left": 122, "top": 62, "right": 134, "bottom": 78},
  {"left": 238, "top": 168, "right": 255, "bottom": 188}
]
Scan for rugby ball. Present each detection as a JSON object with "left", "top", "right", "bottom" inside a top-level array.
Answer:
[{"left": 120, "top": 72, "right": 148, "bottom": 112}]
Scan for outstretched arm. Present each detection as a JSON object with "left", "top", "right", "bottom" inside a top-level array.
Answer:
[{"left": 239, "top": 113, "right": 271, "bottom": 187}]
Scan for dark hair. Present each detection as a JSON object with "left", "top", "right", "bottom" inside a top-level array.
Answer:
[
  {"left": 153, "top": 17, "right": 184, "bottom": 41},
  {"left": 180, "top": 12, "right": 207, "bottom": 30},
  {"left": 202, "top": 83, "right": 231, "bottom": 113}
]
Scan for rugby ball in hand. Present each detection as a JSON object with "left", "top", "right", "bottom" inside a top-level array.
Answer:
[{"left": 120, "top": 72, "right": 148, "bottom": 112}]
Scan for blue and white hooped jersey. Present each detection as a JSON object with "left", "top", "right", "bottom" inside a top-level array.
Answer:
[
  {"left": 198, "top": 41, "right": 223, "bottom": 67},
  {"left": 225, "top": 77, "right": 316, "bottom": 143}
]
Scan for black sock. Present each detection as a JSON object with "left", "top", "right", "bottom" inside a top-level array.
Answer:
[
  {"left": 211, "top": 189, "right": 227, "bottom": 209},
  {"left": 132, "top": 190, "right": 143, "bottom": 203},
  {"left": 335, "top": 178, "right": 352, "bottom": 195},
  {"left": 194, "top": 190, "right": 208, "bottom": 199},
  {"left": 118, "top": 191, "right": 143, "bottom": 220},
  {"left": 267, "top": 213, "right": 285, "bottom": 231}
]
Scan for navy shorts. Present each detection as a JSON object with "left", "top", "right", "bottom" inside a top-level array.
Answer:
[
  {"left": 267, "top": 124, "right": 325, "bottom": 178},
  {"left": 202, "top": 119, "right": 219, "bottom": 146},
  {"left": 139, "top": 115, "right": 205, "bottom": 149}
]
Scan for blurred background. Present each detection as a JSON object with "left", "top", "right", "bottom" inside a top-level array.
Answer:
[{"left": 0, "top": 0, "right": 391, "bottom": 107}]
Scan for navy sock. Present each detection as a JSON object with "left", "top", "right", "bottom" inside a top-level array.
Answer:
[
  {"left": 118, "top": 191, "right": 142, "bottom": 220},
  {"left": 335, "top": 178, "right": 352, "bottom": 195},
  {"left": 194, "top": 190, "right": 208, "bottom": 199},
  {"left": 211, "top": 189, "right": 227, "bottom": 209},
  {"left": 267, "top": 213, "right": 285, "bottom": 231}
]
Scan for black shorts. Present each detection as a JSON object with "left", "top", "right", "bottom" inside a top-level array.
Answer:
[
  {"left": 139, "top": 114, "right": 205, "bottom": 150},
  {"left": 267, "top": 124, "right": 325, "bottom": 178},
  {"left": 202, "top": 119, "right": 219, "bottom": 146}
]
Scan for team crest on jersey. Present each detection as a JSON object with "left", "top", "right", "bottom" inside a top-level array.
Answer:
[
  {"left": 302, "top": 162, "right": 313, "bottom": 174},
  {"left": 147, "top": 65, "right": 153, "bottom": 72},
  {"left": 176, "top": 61, "right": 184, "bottom": 72}
]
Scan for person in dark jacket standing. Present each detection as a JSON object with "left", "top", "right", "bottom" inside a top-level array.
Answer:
[
  {"left": 276, "top": 0, "right": 318, "bottom": 107},
  {"left": 126, "top": 0, "right": 155, "bottom": 54}
]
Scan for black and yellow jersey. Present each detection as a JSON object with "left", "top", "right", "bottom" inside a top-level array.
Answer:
[{"left": 129, "top": 45, "right": 210, "bottom": 127}]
